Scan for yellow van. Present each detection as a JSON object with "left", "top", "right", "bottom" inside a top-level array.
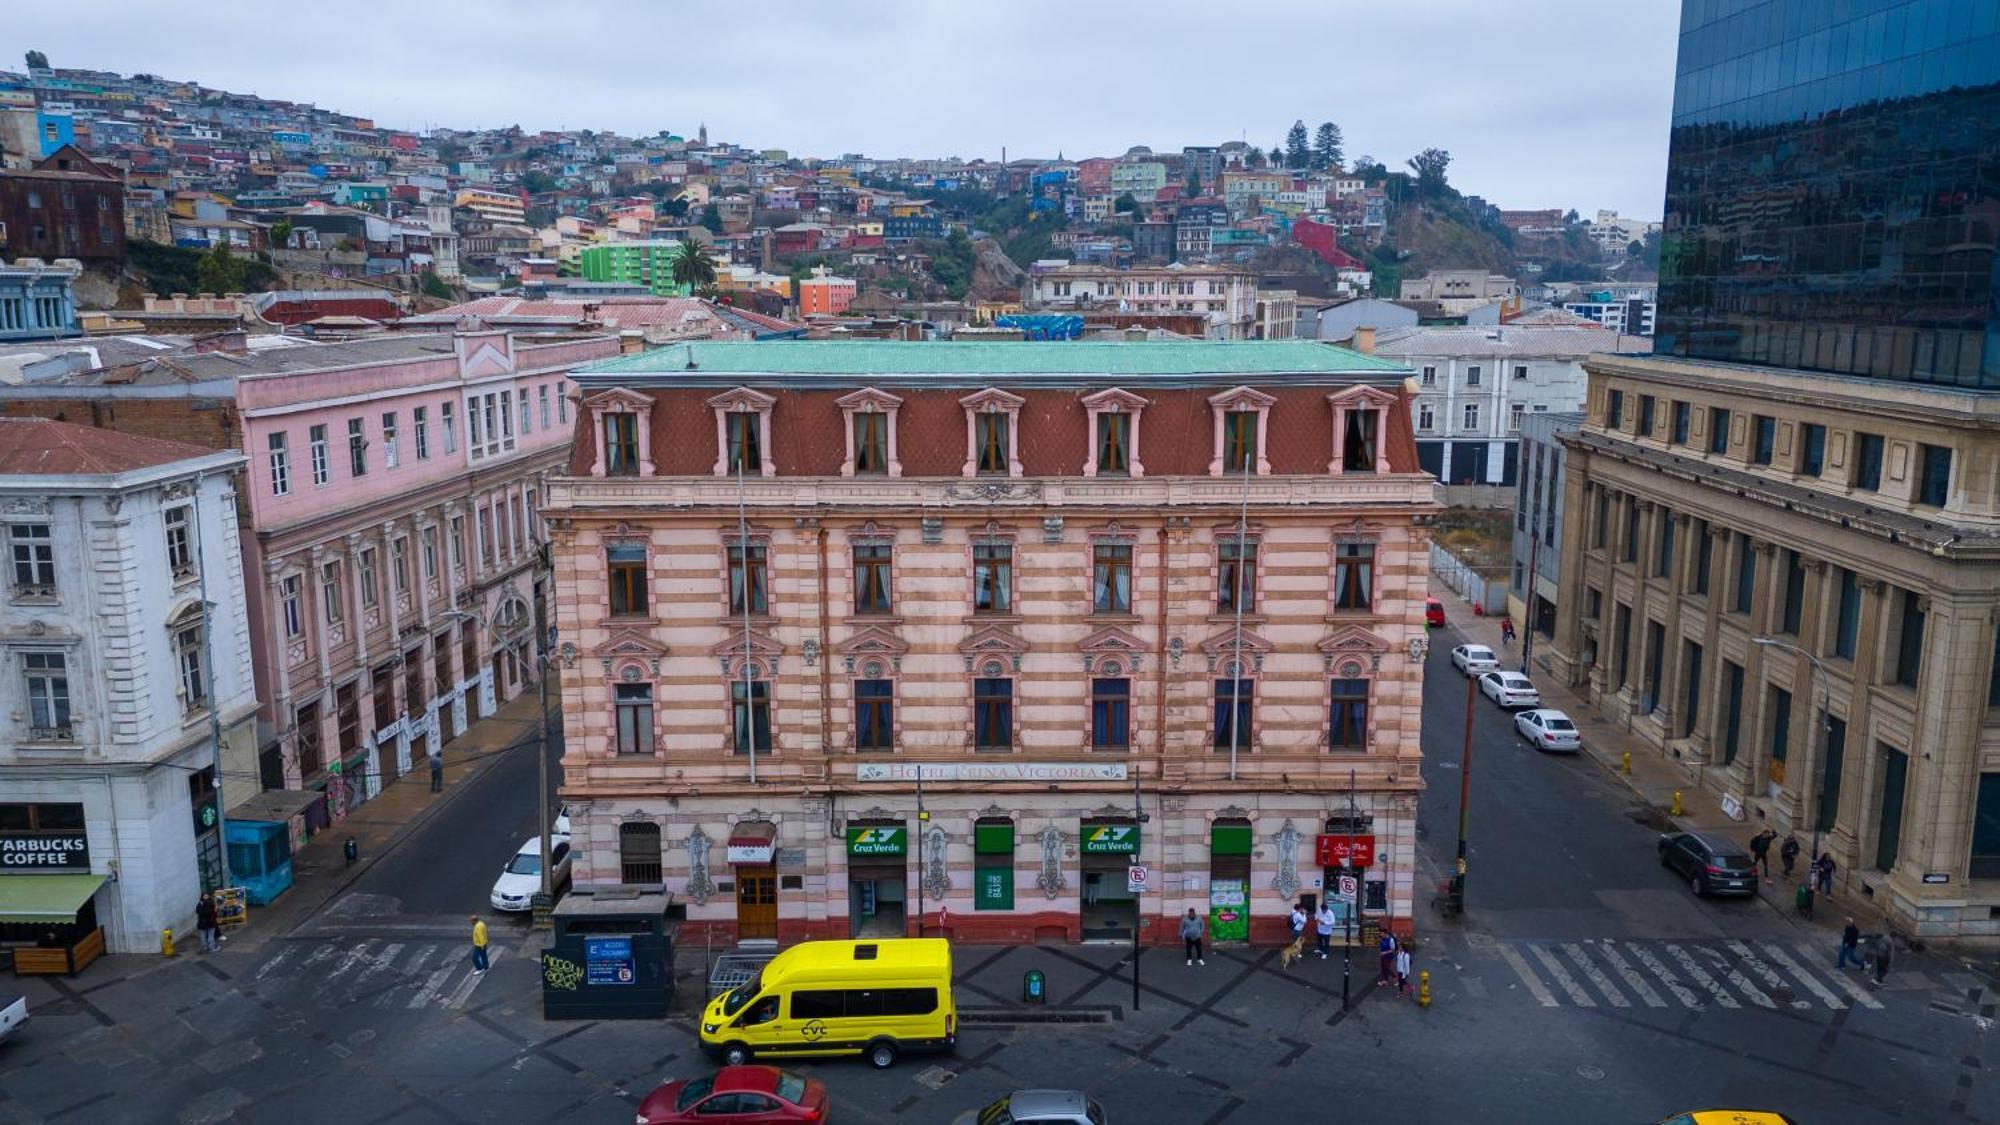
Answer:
[{"left": 699, "top": 938, "right": 956, "bottom": 1069}]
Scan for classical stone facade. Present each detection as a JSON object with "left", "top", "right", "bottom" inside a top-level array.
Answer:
[
  {"left": 1548, "top": 354, "right": 2000, "bottom": 938},
  {"left": 548, "top": 341, "right": 1437, "bottom": 947}
]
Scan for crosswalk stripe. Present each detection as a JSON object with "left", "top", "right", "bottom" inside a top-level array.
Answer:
[
  {"left": 353, "top": 942, "right": 403, "bottom": 990},
  {"left": 324, "top": 941, "right": 373, "bottom": 983},
  {"left": 1758, "top": 942, "right": 1844, "bottom": 1010},
  {"left": 1561, "top": 943, "right": 1631, "bottom": 1008},
  {"left": 1595, "top": 942, "right": 1667, "bottom": 1008},
  {"left": 1624, "top": 942, "right": 1702, "bottom": 1008},
  {"left": 1696, "top": 945, "right": 1775, "bottom": 1008},
  {"left": 405, "top": 944, "right": 437, "bottom": 972},
  {"left": 1726, "top": 941, "right": 1808, "bottom": 1009},
  {"left": 253, "top": 947, "right": 294, "bottom": 981},
  {"left": 1797, "top": 943, "right": 1884, "bottom": 1009},
  {"left": 300, "top": 944, "right": 338, "bottom": 970},
  {"left": 1664, "top": 943, "right": 1740, "bottom": 1008},
  {"left": 408, "top": 961, "right": 457, "bottom": 1009},
  {"left": 1528, "top": 944, "right": 1596, "bottom": 1006},
  {"left": 441, "top": 948, "right": 500, "bottom": 1010},
  {"left": 1495, "top": 944, "right": 1559, "bottom": 1007}
]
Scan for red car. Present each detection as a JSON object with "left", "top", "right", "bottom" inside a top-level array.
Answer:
[
  {"left": 1425, "top": 597, "right": 1446, "bottom": 629},
  {"left": 636, "top": 1066, "right": 829, "bottom": 1124}
]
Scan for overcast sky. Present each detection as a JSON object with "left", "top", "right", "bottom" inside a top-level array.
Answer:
[{"left": 15, "top": 1, "right": 1681, "bottom": 219}]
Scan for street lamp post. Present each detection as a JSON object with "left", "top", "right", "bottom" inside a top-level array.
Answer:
[
  {"left": 1752, "top": 636, "right": 1833, "bottom": 860},
  {"left": 1451, "top": 671, "right": 1475, "bottom": 913}
]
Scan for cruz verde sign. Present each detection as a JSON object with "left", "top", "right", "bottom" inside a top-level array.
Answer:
[
  {"left": 1080, "top": 824, "right": 1139, "bottom": 854},
  {"left": 846, "top": 826, "right": 907, "bottom": 857}
]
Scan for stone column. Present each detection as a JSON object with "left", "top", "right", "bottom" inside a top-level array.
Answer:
[
  {"left": 1655, "top": 511, "right": 1692, "bottom": 742},
  {"left": 379, "top": 518, "right": 401, "bottom": 641},
  {"left": 345, "top": 531, "right": 370, "bottom": 668},
  {"left": 1888, "top": 595, "right": 1986, "bottom": 907},
  {"left": 1727, "top": 538, "right": 1781, "bottom": 798},
  {"left": 264, "top": 557, "right": 298, "bottom": 784},
  {"left": 1688, "top": 524, "right": 1729, "bottom": 762},
  {"left": 1829, "top": 576, "right": 1888, "bottom": 866},
  {"left": 1548, "top": 467, "right": 1594, "bottom": 687}
]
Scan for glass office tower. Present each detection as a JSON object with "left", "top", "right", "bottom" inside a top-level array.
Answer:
[{"left": 1655, "top": 0, "right": 2000, "bottom": 388}]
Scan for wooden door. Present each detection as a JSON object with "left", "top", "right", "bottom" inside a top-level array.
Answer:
[{"left": 736, "top": 865, "right": 778, "bottom": 940}]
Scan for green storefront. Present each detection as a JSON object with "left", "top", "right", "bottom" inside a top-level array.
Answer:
[
  {"left": 845, "top": 823, "right": 907, "bottom": 938},
  {"left": 973, "top": 820, "right": 1014, "bottom": 912},
  {"left": 1080, "top": 820, "right": 1139, "bottom": 942},
  {"left": 1208, "top": 820, "right": 1252, "bottom": 943}
]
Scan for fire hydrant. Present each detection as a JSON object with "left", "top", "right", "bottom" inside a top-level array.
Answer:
[
  {"left": 1418, "top": 969, "right": 1432, "bottom": 1008},
  {"left": 161, "top": 928, "right": 175, "bottom": 957},
  {"left": 1622, "top": 751, "right": 1632, "bottom": 776},
  {"left": 1671, "top": 790, "right": 1684, "bottom": 817}
]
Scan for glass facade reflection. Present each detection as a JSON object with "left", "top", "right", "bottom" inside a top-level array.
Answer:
[{"left": 1656, "top": 0, "right": 2000, "bottom": 388}]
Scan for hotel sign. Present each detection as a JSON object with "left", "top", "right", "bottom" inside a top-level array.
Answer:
[
  {"left": 855, "top": 762, "right": 1128, "bottom": 783},
  {"left": 0, "top": 830, "right": 90, "bottom": 870}
]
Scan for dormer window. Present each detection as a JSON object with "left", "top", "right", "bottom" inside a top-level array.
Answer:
[
  {"left": 960, "top": 388, "right": 1025, "bottom": 477},
  {"left": 584, "top": 388, "right": 654, "bottom": 477},
  {"left": 1328, "top": 385, "right": 1397, "bottom": 475},
  {"left": 1081, "top": 387, "right": 1149, "bottom": 477},
  {"left": 1208, "top": 387, "right": 1275, "bottom": 476},
  {"left": 837, "top": 387, "right": 903, "bottom": 477},
  {"left": 708, "top": 387, "right": 776, "bottom": 477}
]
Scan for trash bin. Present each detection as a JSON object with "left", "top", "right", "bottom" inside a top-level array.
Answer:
[{"left": 1023, "top": 969, "right": 1045, "bottom": 1003}]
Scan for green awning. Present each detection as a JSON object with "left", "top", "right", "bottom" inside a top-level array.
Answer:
[{"left": 0, "top": 874, "right": 106, "bottom": 924}]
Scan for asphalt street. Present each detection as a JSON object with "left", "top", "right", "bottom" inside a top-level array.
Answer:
[{"left": 4, "top": 625, "right": 1995, "bottom": 1125}]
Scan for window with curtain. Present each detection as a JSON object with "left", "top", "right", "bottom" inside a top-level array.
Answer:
[
  {"left": 1329, "top": 679, "right": 1368, "bottom": 749},
  {"left": 1217, "top": 540, "right": 1256, "bottom": 613},
  {"left": 1333, "top": 543, "right": 1374, "bottom": 611},
  {"left": 1091, "top": 678, "right": 1130, "bottom": 750},
  {"left": 972, "top": 543, "right": 1012, "bottom": 613},
  {"left": 728, "top": 544, "right": 768, "bottom": 614},
  {"left": 1097, "top": 412, "right": 1130, "bottom": 473},
  {"left": 975, "top": 413, "right": 1009, "bottom": 474},
  {"left": 1092, "top": 543, "right": 1132, "bottom": 613},
  {"left": 853, "top": 543, "right": 893, "bottom": 614},
  {"left": 853, "top": 412, "right": 888, "bottom": 474},
  {"left": 1222, "top": 411, "right": 1256, "bottom": 472},
  {"left": 854, "top": 679, "right": 894, "bottom": 751},
  {"left": 974, "top": 677, "right": 1012, "bottom": 750},
  {"left": 731, "top": 680, "right": 772, "bottom": 752},
  {"left": 1212, "top": 678, "right": 1253, "bottom": 749},
  {"left": 603, "top": 413, "right": 639, "bottom": 475},
  {"left": 1342, "top": 409, "right": 1378, "bottom": 471},
  {"left": 607, "top": 545, "right": 648, "bottom": 616},
  {"left": 726, "top": 412, "right": 761, "bottom": 475},
  {"left": 614, "top": 683, "right": 653, "bottom": 754}
]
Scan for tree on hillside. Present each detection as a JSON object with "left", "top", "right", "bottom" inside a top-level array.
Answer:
[
  {"left": 419, "top": 268, "right": 454, "bottom": 300},
  {"left": 1273, "top": 138, "right": 1288, "bottom": 170},
  {"left": 1407, "top": 148, "right": 1452, "bottom": 197},
  {"left": 196, "top": 240, "right": 245, "bottom": 294},
  {"left": 520, "top": 170, "right": 557, "bottom": 194},
  {"left": 700, "top": 202, "right": 723, "bottom": 234},
  {"left": 269, "top": 219, "right": 293, "bottom": 250},
  {"left": 1285, "top": 121, "right": 1311, "bottom": 170},
  {"left": 1113, "top": 192, "right": 1137, "bottom": 214},
  {"left": 24, "top": 50, "right": 47, "bottom": 70},
  {"left": 1351, "top": 155, "right": 1387, "bottom": 181},
  {"left": 669, "top": 238, "right": 719, "bottom": 292},
  {"left": 1312, "top": 122, "right": 1343, "bottom": 170},
  {"left": 1187, "top": 170, "right": 1201, "bottom": 197},
  {"left": 1245, "top": 147, "right": 1265, "bottom": 169}
]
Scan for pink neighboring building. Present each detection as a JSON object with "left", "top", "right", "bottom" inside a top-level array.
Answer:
[{"left": 233, "top": 330, "right": 619, "bottom": 819}]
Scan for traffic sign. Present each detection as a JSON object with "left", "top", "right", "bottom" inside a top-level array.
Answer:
[
  {"left": 1336, "top": 875, "right": 1358, "bottom": 901},
  {"left": 1126, "top": 865, "right": 1150, "bottom": 893}
]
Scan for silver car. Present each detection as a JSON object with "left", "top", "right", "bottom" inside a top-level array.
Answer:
[
  {"left": 954, "top": 1090, "right": 1109, "bottom": 1125},
  {"left": 1514, "top": 708, "right": 1580, "bottom": 752}
]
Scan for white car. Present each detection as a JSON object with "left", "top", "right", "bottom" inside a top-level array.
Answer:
[
  {"left": 1515, "top": 708, "right": 1581, "bottom": 752},
  {"left": 1451, "top": 644, "right": 1499, "bottom": 676},
  {"left": 0, "top": 994, "right": 25, "bottom": 1044},
  {"left": 489, "top": 835, "right": 572, "bottom": 912},
  {"left": 1479, "top": 671, "right": 1541, "bottom": 708},
  {"left": 553, "top": 802, "right": 572, "bottom": 837}
]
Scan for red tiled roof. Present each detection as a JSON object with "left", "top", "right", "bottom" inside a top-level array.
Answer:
[{"left": 0, "top": 417, "right": 220, "bottom": 476}]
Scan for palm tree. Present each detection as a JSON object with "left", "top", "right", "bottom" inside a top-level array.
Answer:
[{"left": 670, "top": 239, "right": 719, "bottom": 293}]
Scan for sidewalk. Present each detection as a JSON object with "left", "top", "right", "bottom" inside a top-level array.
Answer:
[
  {"left": 1431, "top": 586, "right": 1911, "bottom": 951},
  {"left": 234, "top": 690, "right": 555, "bottom": 951}
]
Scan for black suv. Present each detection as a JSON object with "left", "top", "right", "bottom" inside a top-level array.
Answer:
[{"left": 1658, "top": 832, "right": 1758, "bottom": 896}]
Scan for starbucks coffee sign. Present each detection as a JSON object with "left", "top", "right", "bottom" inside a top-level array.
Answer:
[{"left": 0, "top": 829, "right": 90, "bottom": 870}]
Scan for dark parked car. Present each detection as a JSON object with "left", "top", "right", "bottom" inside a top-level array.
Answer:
[{"left": 1658, "top": 832, "right": 1759, "bottom": 896}]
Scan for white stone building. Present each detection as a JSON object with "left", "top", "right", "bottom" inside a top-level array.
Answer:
[{"left": 1, "top": 419, "right": 256, "bottom": 954}]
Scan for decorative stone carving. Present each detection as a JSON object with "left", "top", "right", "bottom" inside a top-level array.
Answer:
[
  {"left": 1042, "top": 516, "right": 1064, "bottom": 543},
  {"left": 922, "top": 824, "right": 950, "bottom": 902},
  {"left": 1272, "top": 819, "right": 1302, "bottom": 900},
  {"left": 684, "top": 826, "right": 717, "bottom": 905},
  {"left": 920, "top": 516, "right": 944, "bottom": 544},
  {"left": 1036, "top": 826, "right": 1067, "bottom": 899},
  {"left": 942, "top": 479, "right": 1044, "bottom": 503},
  {"left": 1167, "top": 636, "right": 1185, "bottom": 667},
  {"left": 161, "top": 480, "right": 194, "bottom": 500},
  {"left": 802, "top": 637, "right": 820, "bottom": 667},
  {"left": 3, "top": 497, "right": 51, "bottom": 515},
  {"left": 1407, "top": 635, "right": 1429, "bottom": 663}
]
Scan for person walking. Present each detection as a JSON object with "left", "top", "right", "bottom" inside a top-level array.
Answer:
[
  {"left": 469, "top": 914, "right": 489, "bottom": 973},
  {"left": 1794, "top": 880, "right": 1814, "bottom": 921},
  {"left": 1500, "top": 617, "right": 1516, "bottom": 647},
  {"left": 1376, "top": 930, "right": 1398, "bottom": 986},
  {"left": 429, "top": 750, "right": 445, "bottom": 793},
  {"left": 1749, "top": 829, "right": 1777, "bottom": 883},
  {"left": 1779, "top": 834, "right": 1801, "bottom": 878},
  {"left": 196, "top": 892, "right": 220, "bottom": 954},
  {"left": 1815, "top": 853, "right": 1837, "bottom": 896},
  {"left": 1394, "top": 942, "right": 1414, "bottom": 997},
  {"left": 1871, "top": 936, "right": 1893, "bottom": 986},
  {"left": 1180, "top": 908, "right": 1206, "bottom": 966},
  {"left": 1314, "top": 901, "right": 1336, "bottom": 960},
  {"left": 1836, "top": 917, "right": 1863, "bottom": 969},
  {"left": 1289, "top": 902, "right": 1308, "bottom": 944}
]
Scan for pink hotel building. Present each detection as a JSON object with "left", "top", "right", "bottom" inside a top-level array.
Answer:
[{"left": 233, "top": 330, "right": 619, "bottom": 819}]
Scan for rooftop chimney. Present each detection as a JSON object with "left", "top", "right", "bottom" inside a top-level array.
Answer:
[{"left": 1353, "top": 326, "right": 1376, "bottom": 355}]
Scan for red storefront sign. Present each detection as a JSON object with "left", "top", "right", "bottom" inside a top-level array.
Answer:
[{"left": 1315, "top": 834, "right": 1375, "bottom": 868}]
